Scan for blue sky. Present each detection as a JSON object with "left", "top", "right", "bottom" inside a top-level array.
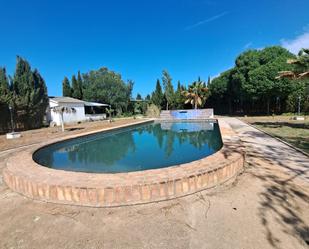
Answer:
[{"left": 0, "top": 0, "right": 309, "bottom": 98}]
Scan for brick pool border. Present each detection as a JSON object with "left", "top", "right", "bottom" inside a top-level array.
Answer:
[{"left": 3, "top": 119, "right": 244, "bottom": 207}]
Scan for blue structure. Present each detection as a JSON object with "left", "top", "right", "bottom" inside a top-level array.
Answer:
[{"left": 160, "top": 109, "right": 214, "bottom": 120}]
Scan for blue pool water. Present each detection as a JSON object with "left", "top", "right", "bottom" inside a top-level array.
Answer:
[{"left": 33, "top": 121, "right": 222, "bottom": 173}]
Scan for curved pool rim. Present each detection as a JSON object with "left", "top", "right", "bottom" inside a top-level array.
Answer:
[
  {"left": 3, "top": 118, "right": 245, "bottom": 207},
  {"left": 32, "top": 120, "right": 223, "bottom": 173}
]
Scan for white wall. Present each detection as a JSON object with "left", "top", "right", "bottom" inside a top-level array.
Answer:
[{"left": 49, "top": 101, "right": 86, "bottom": 126}]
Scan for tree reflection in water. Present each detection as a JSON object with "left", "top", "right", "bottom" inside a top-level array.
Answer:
[
  {"left": 67, "top": 131, "right": 136, "bottom": 166},
  {"left": 34, "top": 121, "right": 222, "bottom": 173}
]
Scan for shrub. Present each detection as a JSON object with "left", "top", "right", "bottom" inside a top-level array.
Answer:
[{"left": 146, "top": 104, "right": 160, "bottom": 117}]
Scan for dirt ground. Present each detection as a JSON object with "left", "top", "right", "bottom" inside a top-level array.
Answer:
[
  {"left": 0, "top": 118, "right": 308, "bottom": 249},
  {"left": 0, "top": 118, "right": 142, "bottom": 152}
]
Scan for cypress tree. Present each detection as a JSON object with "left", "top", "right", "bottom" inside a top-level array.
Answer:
[
  {"left": 151, "top": 79, "right": 164, "bottom": 108},
  {"left": 12, "top": 56, "right": 34, "bottom": 129},
  {"left": 31, "top": 69, "right": 48, "bottom": 127},
  {"left": 175, "top": 80, "right": 185, "bottom": 109},
  {"left": 77, "top": 71, "right": 83, "bottom": 99},
  {"left": 62, "top": 77, "right": 72, "bottom": 97},
  {"left": 12, "top": 56, "right": 48, "bottom": 129},
  {"left": 72, "top": 74, "right": 82, "bottom": 99},
  {"left": 0, "top": 67, "right": 10, "bottom": 102},
  {"left": 12, "top": 56, "right": 33, "bottom": 104},
  {"left": 162, "top": 70, "right": 174, "bottom": 110},
  {"left": 0, "top": 67, "right": 11, "bottom": 132},
  {"left": 207, "top": 76, "right": 211, "bottom": 86},
  {"left": 136, "top": 93, "right": 142, "bottom": 100}
]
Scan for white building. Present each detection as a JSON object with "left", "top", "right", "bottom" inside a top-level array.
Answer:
[{"left": 47, "top": 97, "right": 109, "bottom": 126}]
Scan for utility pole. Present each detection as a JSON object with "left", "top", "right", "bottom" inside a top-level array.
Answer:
[
  {"left": 298, "top": 95, "right": 301, "bottom": 116},
  {"left": 9, "top": 105, "right": 14, "bottom": 133}
]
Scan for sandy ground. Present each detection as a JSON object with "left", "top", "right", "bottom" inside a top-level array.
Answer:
[
  {"left": 0, "top": 118, "right": 142, "bottom": 152},
  {"left": 0, "top": 118, "right": 308, "bottom": 249}
]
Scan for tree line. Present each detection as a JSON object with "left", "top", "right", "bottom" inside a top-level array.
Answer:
[
  {"left": 0, "top": 56, "right": 48, "bottom": 133},
  {"left": 1, "top": 45, "right": 307, "bottom": 133},
  {"left": 146, "top": 70, "right": 210, "bottom": 112},
  {"left": 62, "top": 67, "right": 133, "bottom": 114},
  {"left": 207, "top": 46, "right": 309, "bottom": 115}
]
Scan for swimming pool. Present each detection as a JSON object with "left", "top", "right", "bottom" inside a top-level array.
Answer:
[{"left": 33, "top": 121, "right": 222, "bottom": 173}]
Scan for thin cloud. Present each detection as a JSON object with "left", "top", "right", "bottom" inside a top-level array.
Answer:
[
  {"left": 243, "top": 42, "right": 253, "bottom": 50},
  {"left": 281, "top": 31, "right": 309, "bottom": 54},
  {"left": 185, "top": 11, "right": 229, "bottom": 31}
]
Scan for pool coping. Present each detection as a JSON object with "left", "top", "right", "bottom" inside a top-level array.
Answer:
[{"left": 3, "top": 118, "right": 245, "bottom": 207}]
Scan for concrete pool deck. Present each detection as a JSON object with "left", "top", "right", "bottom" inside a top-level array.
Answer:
[
  {"left": 2, "top": 119, "right": 244, "bottom": 207},
  {"left": 0, "top": 117, "right": 308, "bottom": 248}
]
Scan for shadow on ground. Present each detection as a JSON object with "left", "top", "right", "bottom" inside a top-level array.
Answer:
[{"left": 242, "top": 129, "right": 309, "bottom": 248}]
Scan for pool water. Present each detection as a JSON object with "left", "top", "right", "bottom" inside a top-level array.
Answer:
[{"left": 33, "top": 121, "right": 222, "bottom": 173}]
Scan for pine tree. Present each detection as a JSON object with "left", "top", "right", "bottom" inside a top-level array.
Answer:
[
  {"left": 151, "top": 79, "right": 164, "bottom": 108},
  {"left": 62, "top": 77, "right": 72, "bottom": 97},
  {"left": 72, "top": 75, "right": 82, "bottom": 99},
  {"left": 162, "top": 70, "right": 174, "bottom": 110}
]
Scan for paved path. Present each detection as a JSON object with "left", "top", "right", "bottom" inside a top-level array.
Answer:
[
  {"left": 0, "top": 118, "right": 308, "bottom": 249},
  {"left": 228, "top": 117, "right": 309, "bottom": 182}
]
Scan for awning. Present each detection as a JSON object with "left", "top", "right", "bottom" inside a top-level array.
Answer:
[{"left": 84, "top": 102, "right": 110, "bottom": 107}]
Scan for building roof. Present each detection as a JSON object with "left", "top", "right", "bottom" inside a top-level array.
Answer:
[
  {"left": 49, "top": 97, "right": 109, "bottom": 106},
  {"left": 50, "top": 97, "right": 85, "bottom": 104}
]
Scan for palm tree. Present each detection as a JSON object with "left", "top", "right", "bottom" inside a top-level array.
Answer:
[
  {"left": 277, "top": 48, "right": 309, "bottom": 79},
  {"left": 52, "top": 106, "right": 76, "bottom": 132},
  {"left": 182, "top": 79, "right": 208, "bottom": 109}
]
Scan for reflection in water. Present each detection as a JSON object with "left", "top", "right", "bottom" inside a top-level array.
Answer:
[{"left": 33, "top": 121, "right": 222, "bottom": 173}]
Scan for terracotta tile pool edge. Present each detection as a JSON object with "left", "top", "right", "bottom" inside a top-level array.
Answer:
[{"left": 3, "top": 118, "right": 245, "bottom": 207}]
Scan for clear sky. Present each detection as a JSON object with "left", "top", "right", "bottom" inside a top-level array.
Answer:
[{"left": 1, "top": 0, "right": 309, "bottom": 98}]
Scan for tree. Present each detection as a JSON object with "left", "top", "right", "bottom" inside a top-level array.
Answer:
[
  {"left": 0, "top": 68, "right": 10, "bottom": 102},
  {"left": 207, "top": 46, "right": 295, "bottom": 114},
  {"left": 77, "top": 71, "right": 83, "bottom": 98},
  {"left": 207, "top": 70, "right": 232, "bottom": 114},
  {"left": 82, "top": 67, "right": 133, "bottom": 114},
  {"left": 62, "top": 77, "right": 72, "bottom": 97},
  {"left": 0, "top": 67, "right": 11, "bottom": 132},
  {"left": 277, "top": 48, "right": 309, "bottom": 113},
  {"left": 174, "top": 81, "right": 185, "bottom": 109},
  {"left": 182, "top": 78, "right": 208, "bottom": 109},
  {"left": 72, "top": 74, "right": 82, "bottom": 99},
  {"left": 151, "top": 79, "right": 164, "bottom": 109},
  {"left": 207, "top": 76, "right": 211, "bottom": 86},
  {"left": 277, "top": 48, "right": 309, "bottom": 79},
  {"left": 31, "top": 69, "right": 49, "bottom": 126},
  {"left": 145, "top": 94, "right": 151, "bottom": 101},
  {"left": 162, "top": 70, "right": 174, "bottom": 110},
  {"left": 12, "top": 56, "right": 48, "bottom": 129},
  {"left": 136, "top": 93, "right": 142, "bottom": 100}
]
